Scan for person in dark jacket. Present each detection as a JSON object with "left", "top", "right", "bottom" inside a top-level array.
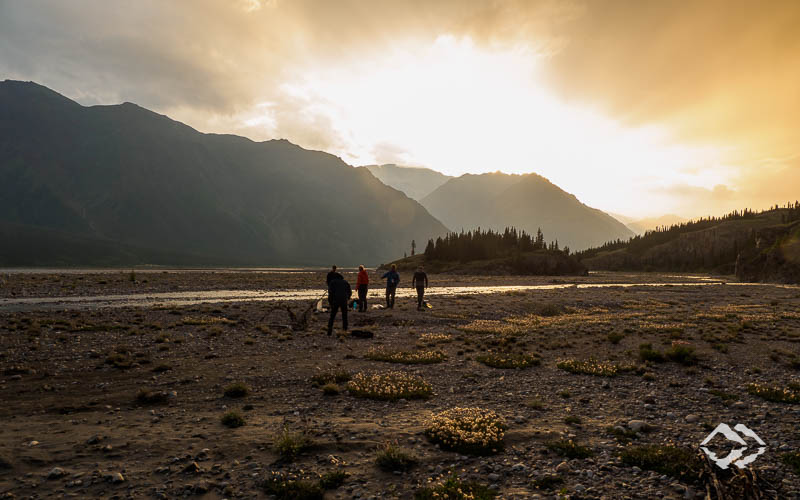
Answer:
[
  {"left": 381, "top": 264, "right": 400, "bottom": 309},
  {"left": 355, "top": 265, "right": 369, "bottom": 312},
  {"left": 326, "top": 265, "right": 343, "bottom": 287},
  {"left": 327, "top": 276, "right": 352, "bottom": 335},
  {"left": 412, "top": 266, "right": 428, "bottom": 311}
]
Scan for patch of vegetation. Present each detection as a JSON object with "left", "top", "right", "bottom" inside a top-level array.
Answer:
[
  {"left": 135, "top": 388, "right": 169, "bottom": 405},
  {"left": 310, "top": 370, "right": 351, "bottom": 387},
  {"left": 531, "top": 302, "right": 564, "bottom": 317},
  {"left": 525, "top": 398, "right": 545, "bottom": 410},
  {"left": 746, "top": 383, "right": 800, "bottom": 404},
  {"left": 321, "top": 383, "right": 340, "bottom": 396},
  {"left": 532, "top": 475, "right": 564, "bottom": 490},
  {"left": 607, "top": 426, "right": 639, "bottom": 444},
  {"left": 152, "top": 363, "right": 171, "bottom": 373},
  {"left": 781, "top": 451, "right": 800, "bottom": 475},
  {"left": 638, "top": 343, "right": 665, "bottom": 363},
  {"left": 564, "top": 415, "right": 582, "bottom": 426},
  {"left": 223, "top": 382, "right": 250, "bottom": 398},
  {"left": 665, "top": 343, "right": 699, "bottom": 366},
  {"left": 414, "top": 473, "right": 496, "bottom": 500},
  {"left": 545, "top": 440, "right": 593, "bottom": 459},
  {"left": 376, "top": 442, "right": 418, "bottom": 472},
  {"left": 709, "top": 389, "right": 737, "bottom": 401},
  {"left": 365, "top": 348, "right": 446, "bottom": 364},
  {"left": 556, "top": 358, "right": 619, "bottom": 377},
  {"left": 620, "top": 445, "right": 701, "bottom": 480},
  {"left": 274, "top": 428, "right": 314, "bottom": 461},
  {"left": 318, "top": 470, "right": 347, "bottom": 489},
  {"left": 558, "top": 390, "right": 571, "bottom": 399},
  {"left": 261, "top": 470, "right": 346, "bottom": 500},
  {"left": 425, "top": 407, "right": 506, "bottom": 455},
  {"left": 476, "top": 352, "right": 540, "bottom": 369},
  {"left": 221, "top": 411, "right": 246, "bottom": 428},
  {"left": 347, "top": 371, "right": 432, "bottom": 401},
  {"left": 607, "top": 332, "right": 625, "bottom": 344}
]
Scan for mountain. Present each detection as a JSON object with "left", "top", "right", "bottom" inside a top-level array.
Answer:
[
  {"left": 0, "top": 80, "right": 448, "bottom": 267},
  {"left": 575, "top": 206, "right": 800, "bottom": 282},
  {"left": 362, "top": 164, "right": 452, "bottom": 201},
  {"left": 626, "top": 214, "right": 688, "bottom": 235},
  {"left": 419, "top": 172, "right": 634, "bottom": 251}
]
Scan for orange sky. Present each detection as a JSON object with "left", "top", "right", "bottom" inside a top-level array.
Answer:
[{"left": 1, "top": 0, "right": 798, "bottom": 218}]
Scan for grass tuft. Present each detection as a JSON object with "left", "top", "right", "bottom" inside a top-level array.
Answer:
[
  {"left": 414, "top": 473, "right": 496, "bottom": 500},
  {"left": 545, "top": 440, "right": 593, "bottom": 459},
  {"left": 221, "top": 411, "right": 246, "bottom": 428},
  {"left": 620, "top": 444, "right": 701, "bottom": 480},
  {"left": 223, "top": 382, "right": 249, "bottom": 398},
  {"left": 274, "top": 428, "right": 314, "bottom": 461},
  {"left": 376, "top": 442, "right": 418, "bottom": 472}
]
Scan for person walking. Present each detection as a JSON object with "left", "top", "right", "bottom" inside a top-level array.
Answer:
[
  {"left": 327, "top": 275, "right": 351, "bottom": 335},
  {"left": 381, "top": 264, "right": 400, "bottom": 309},
  {"left": 412, "top": 265, "right": 428, "bottom": 311},
  {"left": 356, "top": 265, "right": 369, "bottom": 312}
]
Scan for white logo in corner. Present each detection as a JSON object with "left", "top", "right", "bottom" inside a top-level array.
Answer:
[{"left": 700, "top": 423, "right": 766, "bottom": 469}]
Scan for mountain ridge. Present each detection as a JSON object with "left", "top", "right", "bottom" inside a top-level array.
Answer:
[
  {"left": 0, "top": 80, "right": 448, "bottom": 266},
  {"left": 419, "top": 171, "right": 634, "bottom": 251}
]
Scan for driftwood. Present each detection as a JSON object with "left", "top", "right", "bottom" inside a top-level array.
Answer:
[
  {"left": 259, "top": 297, "right": 321, "bottom": 331},
  {"left": 698, "top": 451, "right": 777, "bottom": 499}
]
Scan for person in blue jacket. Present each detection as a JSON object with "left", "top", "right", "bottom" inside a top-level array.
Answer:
[{"left": 381, "top": 264, "right": 400, "bottom": 309}]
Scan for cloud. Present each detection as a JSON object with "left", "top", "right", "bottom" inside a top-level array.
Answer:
[{"left": 1, "top": 0, "right": 798, "bottom": 219}]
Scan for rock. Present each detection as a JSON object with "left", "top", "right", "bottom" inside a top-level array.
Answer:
[
  {"left": 193, "top": 481, "right": 209, "bottom": 494},
  {"left": 685, "top": 414, "right": 700, "bottom": 423},
  {"left": 86, "top": 435, "right": 100, "bottom": 445},
  {"left": 488, "top": 473, "right": 500, "bottom": 481},
  {"left": 575, "top": 484, "right": 586, "bottom": 493},
  {"left": 732, "top": 401, "right": 747, "bottom": 410},
  {"left": 628, "top": 420, "right": 647, "bottom": 432},
  {"left": 47, "top": 467, "right": 66, "bottom": 479},
  {"left": 182, "top": 461, "right": 202, "bottom": 474},
  {"left": 111, "top": 472, "right": 125, "bottom": 483},
  {"left": 556, "top": 462, "right": 570, "bottom": 474},
  {"left": 26, "top": 441, "right": 39, "bottom": 447}
]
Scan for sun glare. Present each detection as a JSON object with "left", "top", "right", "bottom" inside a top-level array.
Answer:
[{"left": 245, "top": 35, "right": 729, "bottom": 216}]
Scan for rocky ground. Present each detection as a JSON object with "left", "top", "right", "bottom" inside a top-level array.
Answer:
[{"left": 0, "top": 271, "right": 799, "bottom": 499}]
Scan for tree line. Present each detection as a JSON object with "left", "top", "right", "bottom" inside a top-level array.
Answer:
[
  {"left": 575, "top": 203, "right": 800, "bottom": 261},
  {"left": 423, "top": 227, "right": 569, "bottom": 262}
]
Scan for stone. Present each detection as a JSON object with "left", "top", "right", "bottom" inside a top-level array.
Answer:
[
  {"left": 556, "top": 462, "right": 570, "bottom": 474},
  {"left": 628, "top": 420, "right": 647, "bottom": 432},
  {"left": 47, "top": 467, "right": 66, "bottom": 480},
  {"left": 685, "top": 414, "right": 699, "bottom": 423},
  {"left": 575, "top": 484, "right": 586, "bottom": 493}
]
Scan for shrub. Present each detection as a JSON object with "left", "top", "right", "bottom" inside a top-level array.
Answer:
[
  {"left": 221, "top": 411, "right": 245, "bottom": 428},
  {"left": 425, "top": 407, "right": 506, "bottom": 455},
  {"left": 545, "top": 440, "right": 593, "bottom": 459},
  {"left": 261, "top": 470, "right": 346, "bottom": 499},
  {"left": 620, "top": 445, "right": 701, "bottom": 479},
  {"left": 376, "top": 442, "right": 418, "bottom": 472},
  {"left": 638, "top": 343, "right": 665, "bottom": 363},
  {"left": 365, "top": 348, "right": 445, "bottom": 365},
  {"left": 347, "top": 372, "right": 432, "bottom": 401},
  {"left": 321, "top": 383, "right": 340, "bottom": 396},
  {"left": 476, "top": 352, "right": 540, "bottom": 369},
  {"left": 318, "top": 470, "right": 347, "bottom": 489},
  {"left": 665, "top": 344, "right": 699, "bottom": 366},
  {"left": 310, "top": 370, "right": 351, "bottom": 387},
  {"left": 414, "top": 473, "right": 496, "bottom": 500},
  {"left": 607, "top": 426, "right": 638, "bottom": 444},
  {"left": 782, "top": 451, "right": 800, "bottom": 475},
  {"left": 531, "top": 302, "right": 564, "bottom": 317},
  {"left": 746, "top": 383, "right": 800, "bottom": 404},
  {"left": 274, "top": 428, "right": 314, "bottom": 461},
  {"left": 224, "top": 382, "right": 249, "bottom": 398},
  {"left": 564, "top": 415, "right": 582, "bottom": 426},
  {"left": 135, "top": 388, "right": 168, "bottom": 405},
  {"left": 556, "top": 358, "right": 618, "bottom": 377},
  {"left": 607, "top": 332, "right": 625, "bottom": 344}
]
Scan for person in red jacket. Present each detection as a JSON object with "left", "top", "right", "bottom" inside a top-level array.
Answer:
[{"left": 356, "top": 265, "right": 369, "bottom": 312}]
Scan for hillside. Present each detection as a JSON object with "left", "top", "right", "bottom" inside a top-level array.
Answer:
[
  {"left": 626, "top": 214, "right": 688, "bottom": 235},
  {"left": 0, "top": 81, "right": 448, "bottom": 266},
  {"left": 362, "top": 164, "right": 452, "bottom": 201},
  {"left": 576, "top": 206, "right": 800, "bottom": 282},
  {"left": 420, "top": 172, "right": 634, "bottom": 251}
]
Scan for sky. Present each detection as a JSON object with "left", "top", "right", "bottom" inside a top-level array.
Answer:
[{"left": 1, "top": 0, "right": 799, "bottom": 219}]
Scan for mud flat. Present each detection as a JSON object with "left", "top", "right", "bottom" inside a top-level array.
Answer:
[{"left": 0, "top": 271, "right": 799, "bottom": 498}]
